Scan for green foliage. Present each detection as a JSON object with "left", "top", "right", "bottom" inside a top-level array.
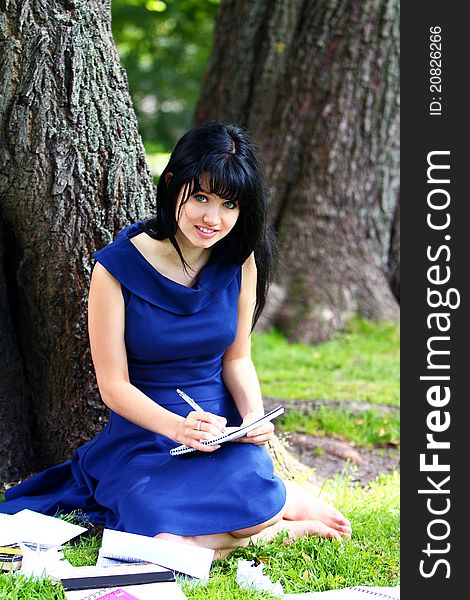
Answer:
[
  {"left": 145, "top": 151, "right": 171, "bottom": 180},
  {"left": 112, "top": 0, "right": 220, "bottom": 150},
  {"left": 62, "top": 536, "right": 101, "bottom": 567},
  {"left": 0, "top": 573, "right": 65, "bottom": 599},
  {"left": 252, "top": 319, "right": 399, "bottom": 405},
  {"left": 278, "top": 406, "right": 400, "bottom": 448}
]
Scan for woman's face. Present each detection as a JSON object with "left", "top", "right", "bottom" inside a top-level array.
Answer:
[{"left": 175, "top": 174, "right": 240, "bottom": 250}]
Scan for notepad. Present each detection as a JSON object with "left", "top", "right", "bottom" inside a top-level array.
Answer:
[
  {"left": 170, "top": 405, "right": 284, "bottom": 455},
  {"left": 100, "top": 529, "right": 214, "bottom": 580}
]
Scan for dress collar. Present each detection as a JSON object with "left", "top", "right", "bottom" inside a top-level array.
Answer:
[{"left": 93, "top": 222, "right": 240, "bottom": 315}]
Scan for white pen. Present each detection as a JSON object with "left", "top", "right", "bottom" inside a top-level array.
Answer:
[
  {"left": 176, "top": 388, "right": 204, "bottom": 412},
  {"left": 176, "top": 388, "right": 225, "bottom": 433}
]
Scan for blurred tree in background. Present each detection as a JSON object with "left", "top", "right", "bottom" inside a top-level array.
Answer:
[
  {"left": 112, "top": 0, "right": 400, "bottom": 341},
  {"left": 196, "top": 0, "right": 400, "bottom": 341},
  {"left": 112, "top": 0, "right": 220, "bottom": 151}
]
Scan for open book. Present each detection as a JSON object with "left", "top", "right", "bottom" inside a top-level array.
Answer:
[{"left": 170, "top": 405, "right": 284, "bottom": 456}]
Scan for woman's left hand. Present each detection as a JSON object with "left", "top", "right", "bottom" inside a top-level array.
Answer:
[{"left": 234, "top": 412, "right": 275, "bottom": 446}]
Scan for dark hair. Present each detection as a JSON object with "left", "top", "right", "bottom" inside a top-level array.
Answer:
[{"left": 142, "top": 121, "right": 277, "bottom": 327}]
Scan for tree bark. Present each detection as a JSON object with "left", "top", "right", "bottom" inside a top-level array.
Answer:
[
  {"left": 195, "top": 0, "right": 400, "bottom": 341},
  {"left": 0, "top": 0, "right": 155, "bottom": 477},
  {"left": 0, "top": 221, "right": 34, "bottom": 480}
]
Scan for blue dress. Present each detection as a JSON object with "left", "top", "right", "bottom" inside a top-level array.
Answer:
[{"left": 0, "top": 222, "right": 286, "bottom": 536}]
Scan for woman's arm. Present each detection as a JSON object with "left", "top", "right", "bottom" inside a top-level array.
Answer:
[
  {"left": 222, "top": 254, "right": 274, "bottom": 445},
  {"left": 88, "top": 262, "right": 225, "bottom": 451}
]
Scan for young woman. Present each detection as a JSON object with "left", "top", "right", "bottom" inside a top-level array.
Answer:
[{"left": 0, "top": 122, "right": 351, "bottom": 558}]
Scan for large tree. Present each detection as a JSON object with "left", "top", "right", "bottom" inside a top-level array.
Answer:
[
  {"left": 195, "top": 0, "right": 400, "bottom": 341},
  {"left": 0, "top": 0, "right": 154, "bottom": 479}
]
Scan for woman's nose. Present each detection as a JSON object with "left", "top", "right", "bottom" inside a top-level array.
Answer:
[{"left": 202, "top": 206, "right": 220, "bottom": 226}]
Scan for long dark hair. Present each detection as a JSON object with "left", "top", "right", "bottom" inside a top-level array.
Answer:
[{"left": 142, "top": 121, "right": 277, "bottom": 328}]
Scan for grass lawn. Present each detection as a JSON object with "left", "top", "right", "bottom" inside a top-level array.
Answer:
[
  {"left": 253, "top": 318, "right": 399, "bottom": 449},
  {"left": 252, "top": 318, "right": 399, "bottom": 406},
  {"left": 278, "top": 405, "right": 400, "bottom": 448},
  {"left": 0, "top": 319, "right": 400, "bottom": 598}
]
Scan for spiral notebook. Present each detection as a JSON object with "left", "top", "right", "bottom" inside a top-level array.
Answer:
[{"left": 170, "top": 405, "right": 284, "bottom": 455}]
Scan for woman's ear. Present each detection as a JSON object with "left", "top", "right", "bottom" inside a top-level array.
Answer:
[{"left": 165, "top": 172, "right": 173, "bottom": 185}]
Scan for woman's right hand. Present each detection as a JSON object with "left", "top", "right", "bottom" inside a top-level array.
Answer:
[{"left": 174, "top": 411, "right": 227, "bottom": 452}]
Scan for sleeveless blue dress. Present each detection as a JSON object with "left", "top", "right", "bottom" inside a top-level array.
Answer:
[{"left": 0, "top": 222, "right": 286, "bottom": 536}]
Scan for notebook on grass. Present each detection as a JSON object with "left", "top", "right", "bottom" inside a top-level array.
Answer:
[{"left": 170, "top": 405, "right": 284, "bottom": 456}]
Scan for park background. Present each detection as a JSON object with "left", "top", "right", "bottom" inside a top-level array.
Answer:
[{"left": 0, "top": 0, "right": 399, "bottom": 597}]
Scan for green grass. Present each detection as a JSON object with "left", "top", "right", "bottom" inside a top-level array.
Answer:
[
  {"left": 278, "top": 406, "right": 400, "bottom": 448},
  {"left": 252, "top": 318, "right": 399, "bottom": 405},
  {"left": 62, "top": 535, "right": 101, "bottom": 567},
  {"left": 0, "top": 473, "right": 400, "bottom": 599},
  {"left": 0, "top": 573, "right": 64, "bottom": 599}
]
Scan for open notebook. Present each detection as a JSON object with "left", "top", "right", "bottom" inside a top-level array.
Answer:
[{"left": 170, "top": 405, "right": 284, "bottom": 455}]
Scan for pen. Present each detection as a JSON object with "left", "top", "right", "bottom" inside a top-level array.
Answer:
[
  {"left": 176, "top": 388, "right": 204, "bottom": 412},
  {"left": 176, "top": 388, "right": 226, "bottom": 433}
]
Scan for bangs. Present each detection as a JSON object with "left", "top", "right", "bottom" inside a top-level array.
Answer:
[{"left": 184, "top": 158, "right": 253, "bottom": 207}]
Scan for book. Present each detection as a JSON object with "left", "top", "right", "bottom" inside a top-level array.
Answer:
[
  {"left": 60, "top": 570, "right": 175, "bottom": 591},
  {"left": 99, "top": 529, "right": 214, "bottom": 580},
  {"left": 58, "top": 564, "right": 187, "bottom": 600},
  {"left": 0, "top": 543, "right": 22, "bottom": 571},
  {"left": 170, "top": 405, "right": 285, "bottom": 455}
]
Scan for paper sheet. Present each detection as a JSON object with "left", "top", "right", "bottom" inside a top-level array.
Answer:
[
  {"left": 0, "top": 510, "right": 87, "bottom": 545},
  {"left": 100, "top": 529, "right": 214, "bottom": 580},
  {"left": 0, "top": 514, "right": 18, "bottom": 545},
  {"left": 18, "top": 543, "right": 71, "bottom": 578}
]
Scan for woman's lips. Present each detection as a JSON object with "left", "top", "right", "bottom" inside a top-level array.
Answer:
[{"left": 195, "top": 225, "right": 218, "bottom": 239}]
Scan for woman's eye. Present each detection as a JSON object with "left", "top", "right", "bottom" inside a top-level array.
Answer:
[
  {"left": 224, "top": 201, "right": 238, "bottom": 209},
  {"left": 194, "top": 194, "right": 207, "bottom": 202}
]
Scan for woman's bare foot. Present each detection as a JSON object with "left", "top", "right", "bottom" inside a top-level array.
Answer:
[
  {"left": 283, "top": 481, "right": 352, "bottom": 538},
  {"left": 287, "top": 519, "right": 346, "bottom": 541},
  {"left": 250, "top": 518, "right": 345, "bottom": 543}
]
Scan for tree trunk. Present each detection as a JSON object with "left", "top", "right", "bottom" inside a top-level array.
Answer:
[
  {"left": 195, "top": 0, "right": 400, "bottom": 341},
  {"left": 0, "top": 0, "right": 155, "bottom": 478},
  {"left": 0, "top": 221, "right": 34, "bottom": 480}
]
